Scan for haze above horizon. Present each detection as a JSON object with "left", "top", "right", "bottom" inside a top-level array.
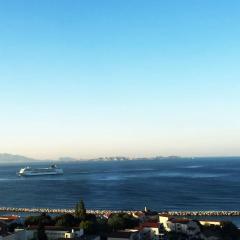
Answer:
[{"left": 1, "top": 1, "right": 240, "bottom": 159}]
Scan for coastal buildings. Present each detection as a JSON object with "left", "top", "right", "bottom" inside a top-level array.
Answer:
[
  {"left": 166, "top": 218, "right": 201, "bottom": 236},
  {"left": 0, "top": 227, "right": 84, "bottom": 240},
  {"left": 21, "top": 226, "right": 83, "bottom": 240},
  {"left": 0, "top": 210, "right": 237, "bottom": 240},
  {"left": 0, "top": 216, "right": 21, "bottom": 224},
  {"left": 159, "top": 215, "right": 170, "bottom": 231},
  {"left": 132, "top": 212, "right": 146, "bottom": 223},
  {"left": 159, "top": 214, "right": 233, "bottom": 240},
  {"left": 139, "top": 222, "right": 164, "bottom": 240},
  {"left": 199, "top": 220, "right": 221, "bottom": 227}
]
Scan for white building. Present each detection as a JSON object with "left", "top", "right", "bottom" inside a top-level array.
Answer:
[
  {"left": 12, "top": 227, "right": 84, "bottom": 240},
  {"left": 0, "top": 216, "right": 22, "bottom": 226},
  {"left": 159, "top": 215, "right": 170, "bottom": 231},
  {"left": 159, "top": 215, "right": 201, "bottom": 238},
  {"left": 167, "top": 218, "right": 201, "bottom": 236},
  {"left": 199, "top": 220, "right": 221, "bottom": 227},
  {"left": 139, "top": 222, "right": 160, "bottom": 240}
]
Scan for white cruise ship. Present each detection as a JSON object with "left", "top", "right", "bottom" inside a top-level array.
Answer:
[{"left": 18, "top": 165, "right": 63, "bottom": 176}]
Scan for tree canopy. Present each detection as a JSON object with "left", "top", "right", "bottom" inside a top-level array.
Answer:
[
  {"left": 54, "top": 213, "right": 76, "bottom": 227},
  {"left": 80, "top": 220, "right": 95, "bottom": 234},
  {"left": 107, "top": 213, "right": 139, "bottom": 231},
  {"left": 75, "top": 199, "right": 87, "bottom": 219},
  {"left": 25, "top": 213, "right": 53, "bottom": 226},
  {"left": 37, "top": 222, "right": 48, "bottom": 240}
]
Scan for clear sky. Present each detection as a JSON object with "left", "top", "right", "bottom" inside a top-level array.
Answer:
[{"left": 0, "top": 0, "right": 240, "bottom": 159}]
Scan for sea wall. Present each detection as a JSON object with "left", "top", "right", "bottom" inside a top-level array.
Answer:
[
  {"left": 164, "top": 211, "right": 240, "bottom": 217},
  {"left": 1, "top": 207, "right": 240, "bottom": 216}
]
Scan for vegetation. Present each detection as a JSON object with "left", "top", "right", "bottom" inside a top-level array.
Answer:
[
  {"left": 165, "top": 221, "right": 240, "bottom": 240},
  {"left": 23, "top": 200, "right": 99, "bottom": 235},
  {"left": 25, "top": 213, "right": 54, "bottom": 226},
  {"left": 107, "top": 213, "right": 139, "bottom": 232},
  {"left": 8, "top": 222, "right": 24, "bottom": 232},
  {"left": 107, "top": 214, "right": 125, "bottom": 231},
  {"left": 221, "top": 221, "right": 240, "bottom": 240},
  {"left": 200, "top": 221, "right": 240, "bottom": 240},
  {"left": 22, "top": 200, "right": 240, "bottom": 240},
  {"left": 96, "top": 217, "right": 108, "bottom": 233},
  {"left": 23, "top": 207, "right": 139, "bottom": 236},
  {"left": 75, "top": 199, "right": 87, "bottom": 219},
  {"left": 80, "top": 220, "right": 95, "bottom": 234},
  {"left": 36, "top": 222, "right": 48, "bottom": 240},
  {"left": 54, "top": 213, "right": 76, "bottom": 227}
]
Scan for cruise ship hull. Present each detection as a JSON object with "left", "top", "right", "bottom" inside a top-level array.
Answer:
[
  {"left": 19, "top": 171, "right": 63, "bottom": 176},
  {"left": 18, "top": 165, "right": 63, "bottom": 176}
]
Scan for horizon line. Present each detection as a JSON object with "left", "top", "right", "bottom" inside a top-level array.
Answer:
[{"left": 1, "top": 153, "right": 240, "bottom": 162}]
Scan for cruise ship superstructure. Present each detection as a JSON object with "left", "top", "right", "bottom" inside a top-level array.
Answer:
[{"left": 18, "top": 165, "right": 63, "bottom": 176}]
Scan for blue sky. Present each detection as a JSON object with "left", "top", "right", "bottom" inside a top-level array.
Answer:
[{"left": 0, "top": 0, "right": 240, "bottom": 159}]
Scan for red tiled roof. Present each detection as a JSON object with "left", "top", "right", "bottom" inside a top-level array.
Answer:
[
  {"left": 170, "top": 218, "right": 191, "bottom": 224},
  {"left": 159, "top": 214, "right": 171, "bottom": 217},
  {"left": 0, "top": 216, "right": 20, "bottom": 221},
  {"left": 141, "top": 222, "right": 159, "bottom": 228}
]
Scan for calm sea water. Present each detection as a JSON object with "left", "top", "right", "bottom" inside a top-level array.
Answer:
[{"left": 1, "top": 158, "right": 240, "bottom": 225}]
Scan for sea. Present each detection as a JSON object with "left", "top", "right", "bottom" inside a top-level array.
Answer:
[{"left": 1, "top": 157, "right": 240, "bottom": 225}]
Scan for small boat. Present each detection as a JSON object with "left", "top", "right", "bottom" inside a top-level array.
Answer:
[{"left": 18, "top": 164, "right": 63, "bottom": 176}]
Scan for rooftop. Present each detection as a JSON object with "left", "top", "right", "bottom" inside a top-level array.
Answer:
[
  {"left": 0, "top": 215, "right": 20, "bottom": 221},
  {"left": 200, "top": 220, "right": 222, "bottom": 223},
  {"left": 27, "top": 226, "right": 81, "bottom": 231},
  {"left": 141, "top": 222, "right": 159, "bottom": 228},
  {"left": 169, "top": 218, "right": 191, "bottom": 224},
  {"left": 132, "top": 212, "right": 145, "bottom": 217}
]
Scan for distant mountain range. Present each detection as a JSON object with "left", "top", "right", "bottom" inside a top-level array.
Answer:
[
  {"left": 0, "top": 153, "right": 38, "bottom": 163},
  {"left": 0, "top": 153, "right": 183, "bottom": 163}
]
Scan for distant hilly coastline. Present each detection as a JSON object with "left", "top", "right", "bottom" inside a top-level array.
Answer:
[
  {"left": 0, "top": 153, "right": 58, "bottom": 163},
  {"left": 1, "top": 153, "right": 239, "bottom": 164},
  {"left": 0, "top": 153, "right": 40, "bottom": 163},
  {"left": 0, "top": 153, "right": 183, "bottom": 164}
]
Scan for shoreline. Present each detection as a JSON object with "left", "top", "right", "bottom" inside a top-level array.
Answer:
[{"left": 1, "top": 207, "right": 240, "bottom": 217}]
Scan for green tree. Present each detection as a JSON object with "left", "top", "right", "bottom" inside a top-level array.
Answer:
[
  {"left": 107, "top": 213, "right": 139, "bottom": 232},
  {"left": 39, "top": 213, "right": 54, "bottom": 226},
  {"left": 221, "top": 221, "right": 240, "bottom": 240},
  {"left": 121, "top": 213, "right": 139, "bottom": 228},
  {"left": 54, "top": 213, "right": 76, "bottom": 227},
  {"left": 37, "top": 223, "right": 48, "bottom": 240},
  {"left": 107, "top": 214, "right": 125, "bottom": 231},
  {"left": 96, "top": 218, "right": 108, "bottom": 233},
  {"left": 80, "top": 220, "right": 94, "bottom": 234},
  {"left": 75, "top": 199, "right": 87, "bottom": 219},
  {"left": 24, "top": 213, "right": 53, "bottom": 227},
  {"left": 25, "top": 216, "right": 40, "bottom": 226},
  {"left": 8, "top": 222, "right": 24, "bottom": 233}
]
